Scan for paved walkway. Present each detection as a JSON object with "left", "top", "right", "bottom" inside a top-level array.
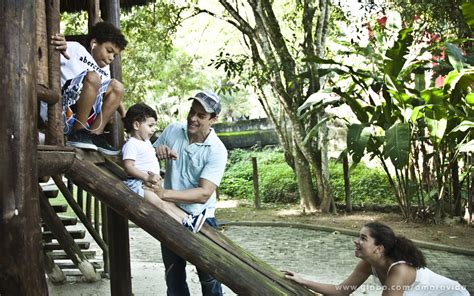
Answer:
[{"left": 48, "top": 225, "right": 474, "bottom": 295}]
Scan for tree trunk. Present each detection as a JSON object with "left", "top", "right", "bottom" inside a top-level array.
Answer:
[
  {"left": 293, "top": 141, "right": 318, "bottom": 212},
  {"left": 452, "top": 159, "right": 461, "bottom": 216}
]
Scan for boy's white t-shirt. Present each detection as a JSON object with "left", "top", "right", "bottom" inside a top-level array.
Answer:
[
  {"left": 60, "top": 41, "right": 111, "bottom": 86},
  {"left": 122, "top": 137, "right": 160, "bottom": 176}
]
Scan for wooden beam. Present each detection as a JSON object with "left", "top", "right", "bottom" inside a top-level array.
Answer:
[
  {"left": 0, "top": 1, "right": 47, "bottom": 294},
  {"left": 37, "top": 84, "right": 60, "bottom": 104},
  {"left": 37, "top": 149, "right": 75, "bottom": 178},
  {"left": 45, "top": 0, "right": 63, "bottom": 146},
  {"left": 87, "top": 0, "right": 101, "bottom": 29},
  {"left": 36, "top": 0, "right": 49, "bottom": 86},
  {"left": 102, "top": 2, "right": 131, "bottom": 295},
  {"left": 67, "top": 158, "right": 313, "bottom": 295}
]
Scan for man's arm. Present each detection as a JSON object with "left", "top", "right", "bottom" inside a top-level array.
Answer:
[{"left": 151, "top": 178, "right": 217, "bottom": 204}]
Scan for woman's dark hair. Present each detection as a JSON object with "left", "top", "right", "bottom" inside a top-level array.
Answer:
[
  {"left": 86, "top": 21, "right": 128, "bottom": 50},
  {"left": 364, "top": 221, "right": 426, "bottom": 268},
  {"left": 123, "top": 103, "right": 157, "bottom": 133}
]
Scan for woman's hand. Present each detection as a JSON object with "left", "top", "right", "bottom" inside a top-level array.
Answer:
[{"left": 281, "top": 270, "right": 305, "bottom": 284}]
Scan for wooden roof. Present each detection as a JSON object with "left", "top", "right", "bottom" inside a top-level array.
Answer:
[{"left": 60, "top": 0, "right": 152, "bottom": 13}]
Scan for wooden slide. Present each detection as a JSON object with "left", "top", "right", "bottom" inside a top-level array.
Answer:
[{"left": 38, "top": 146, "right": 313, "bottom": 295}]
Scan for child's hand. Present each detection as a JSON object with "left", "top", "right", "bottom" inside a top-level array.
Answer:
[
  {"left": 146, "top": 171, "right": 161, "bottom": 184},
  {"left": 51, "top": 33, "right": 70, "bottom": 59}
]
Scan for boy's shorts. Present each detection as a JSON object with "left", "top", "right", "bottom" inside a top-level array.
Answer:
[
  {"left": 62, "top": 71, "right": 111, "bottom": 135},
  {"left": 124, "top": 178, "right": 145, "bottom": 197}
]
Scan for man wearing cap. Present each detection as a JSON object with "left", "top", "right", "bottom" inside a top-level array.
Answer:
[{"left": 151, "top": 90, "right": 227, "bottom": 296}]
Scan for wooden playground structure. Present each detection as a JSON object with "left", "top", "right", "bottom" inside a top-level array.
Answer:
[{"left": 0, "top": 0, "right": 313, "bottom": 295}]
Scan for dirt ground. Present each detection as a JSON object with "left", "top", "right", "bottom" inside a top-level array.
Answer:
[{"left": 215, "top": 200, "right": 474, "bottom": 250}]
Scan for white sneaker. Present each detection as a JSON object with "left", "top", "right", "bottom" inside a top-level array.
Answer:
[{"left": 182, "top": 209, "right": 207, "bottom": 233}]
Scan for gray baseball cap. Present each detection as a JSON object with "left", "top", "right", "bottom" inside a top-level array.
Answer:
[{"left": 189, "top": 91, "right": 222, "bottom": 115}]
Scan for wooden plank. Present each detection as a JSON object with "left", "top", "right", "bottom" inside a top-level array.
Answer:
[
  {"left": 49, "top": 250, "right": 97, "bottom": 260},
  {"left": 0, "top": 1, "right": 48, "bottom": 294},
  {"left": 43, "top": 241, "right": 90, "bottom": 251},
  {"left": 37, "top": 149, "right": 75, "bottom": 178},
  {"left": 52, "top": 204, "right": 68, "bottom": 212},
  {"left": 43, "top": 230, "right": 86, "bottom": 240},
  {"left": 45, "top": 216, "right": 77, "bottom": 227},
  {"left": 67, "top": 158, "right": 313, "bottom": 295}
]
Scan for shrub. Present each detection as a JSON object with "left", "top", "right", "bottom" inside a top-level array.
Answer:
[
  {"left": 220, "top": 148, "right": 298, "bottom": 203},
  {"left": 220, "top": 148, "right": 395, "bottom": 205}
]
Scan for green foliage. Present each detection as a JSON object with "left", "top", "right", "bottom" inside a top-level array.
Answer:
[
  {"left": 220, "top": 148, "right": 395, "bottom": 206},
  {"left": 220, "top": 148, "right": 298, "bottom": 204},
  {"left": 328, "top": 162, "right": 396, "bottom": 205},
  {"left": 388, "top": 0, "right": 472, "bottom": 39},
  {"left": 301, "top": 7, "right": 474, "bottom": 219},
  {"left": 121, "top": 4, "right": 209, "bottom": 106}
]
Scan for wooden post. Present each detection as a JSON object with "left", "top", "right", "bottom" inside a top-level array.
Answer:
[
  {"left": 43, "top": 250, "right": 66, "bottom": 283},
  {"left": 45, "top": 0, "right": 63, "bottom": 146},
  {"left": 36, "top": 0, "right": 49, "bottom": 87},
  {"left": 102, "top": 1, "right": 132, "bottom": 294},
  {"left": 0, "top": 1, "right": 48, "bottom": 294},
  {"left": 87, "top": 0, "right": 101, "bottom": 29},
  {"left": 252, "top": 157, "right": 260, "bottom": 209},
  {"left": 343, "top": 152, "right": 352, "bottom": 212}
]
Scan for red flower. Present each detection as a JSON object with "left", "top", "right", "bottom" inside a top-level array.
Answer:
[{"left": 376, "top": 16, "right": 388, "bottom": 30}]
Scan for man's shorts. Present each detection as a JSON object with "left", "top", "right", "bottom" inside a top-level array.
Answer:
[
  {"left": 39, "top": 71, "right": 111, "bottom": 135},
  {"left": 62, "top": 71, "right": 111, "bottom": 135}
]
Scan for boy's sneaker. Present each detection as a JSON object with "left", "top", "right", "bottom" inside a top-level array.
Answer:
[
  {"left": 66, "top": 129, "right": 98, "bottom": 150},
  {"left": 90, "top": 133, "right": 120, "bottom": 156},
  {"left": 182, "top": 209, "right": 207, "bottom": 233}
]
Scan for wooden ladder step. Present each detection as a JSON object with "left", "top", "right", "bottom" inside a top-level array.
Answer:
[
  {"left": 52, "top": 204, "right": 68, "bottom": 213},
  {"left": 55, "top": 259, "right": 103, "bottom": 270},
  {"left": 61, "top": 269, "right": 105, "bottom": 278},
  {"left": 43, "top": 241, "right": 90, "bottom": 251},
  {"left": 44, "top": 190, "right": 59, "bottom": 198},
  {"left": 48, "top": 250, "right": 97, "bottom": 260},
  {"left": 42, "top": 215, "right": 77, "bottom": 227},
  {"left": 42, "top": 229, "right": 86, "bottom": 240}
]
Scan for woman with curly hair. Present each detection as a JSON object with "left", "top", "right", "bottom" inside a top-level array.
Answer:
[{"left": 283, "top": 221, "right": 469, "bottom": 295}]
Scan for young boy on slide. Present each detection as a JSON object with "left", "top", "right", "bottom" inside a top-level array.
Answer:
[{"left": 122, "top": 103, "right": 206, "bottom": 233}]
